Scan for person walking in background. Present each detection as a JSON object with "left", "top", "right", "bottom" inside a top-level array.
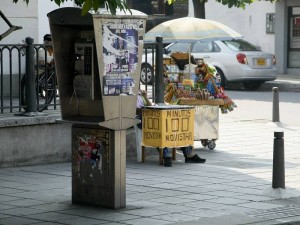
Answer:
[{"left": 38, "top": 34, "right": 54, "bottom": 66}]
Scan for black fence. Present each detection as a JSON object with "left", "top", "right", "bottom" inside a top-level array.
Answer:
[
  {"left": 0, "top": 41, "right": 159, "bottom": 115},
  {"left": 0, "top": 39, "right": 58, "bottom": 114},
  {"left": 141, "top": 43, "right": 156, "bottom": 99}
]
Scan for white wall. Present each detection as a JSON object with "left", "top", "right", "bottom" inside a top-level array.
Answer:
[
  {"left": 0, "top": 0, "right": 74, "bottom": 44},
  {"left": 38, "top": 0, "right": 74, "bottom": 43},
  {"left": 0, "top": 0, "right": 75, "bottom": 84},
  {"left": 1, "top": 0, "right": 38, "bottom": 44},
  {"left": 205, "top": 0, "right": 276, "bottom": 54}
]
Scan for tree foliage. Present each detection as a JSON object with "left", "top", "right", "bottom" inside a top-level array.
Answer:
[
  {"left": 12, "top": 0, "right": 130, "bottom": 15},
  {"left": 13, "top": 0, "right": 276, "bottom": 16},
  {"left": 168, "top": 0, "right": 275, "bottom": 9}
]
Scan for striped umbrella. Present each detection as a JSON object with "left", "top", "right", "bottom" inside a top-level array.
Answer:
[{"left": 144, "top": 17, "right": 243, "bottom": 43}]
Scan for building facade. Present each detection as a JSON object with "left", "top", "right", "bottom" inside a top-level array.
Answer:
[
  {"left": 126, "top": 0, "right": 188, "bottom": 31},
  {"left": 129, "top": 0, "right": 300, "bottom": 77},
  {"left": 275, "top": 0, "right": 300, "bottom": 75},
  {"left": 1, "top": 0, "right": 299, "bottom": 77}
]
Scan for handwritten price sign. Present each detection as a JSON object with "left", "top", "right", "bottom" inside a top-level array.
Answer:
[{"left": 142, "top": 108, "right": 194, "bottom": 148}]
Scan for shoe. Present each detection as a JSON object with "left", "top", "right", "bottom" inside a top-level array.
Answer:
[
  {"left": 164, "top": 157, "right": 173, "bottom": 167},
  {"left": 185, "top": 154, "right": 206, "bottom": 163}
]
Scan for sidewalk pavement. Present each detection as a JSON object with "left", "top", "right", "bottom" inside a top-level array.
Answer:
[
  {"left": 226, "top": 74, "right": 300, "bottom": 92},
  {"left": 1, "top": 112, "right": 300, "bottom": 225},
  {"left": 0, "top": 75, "right": 299, "bottom": 225},
  {"left": 261, "top": 74, "right": 300, "bottom": 92}
]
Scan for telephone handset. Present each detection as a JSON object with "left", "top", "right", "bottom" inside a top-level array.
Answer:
[{"left": 73, "top": 38, "right": 100, "bottom": 100}]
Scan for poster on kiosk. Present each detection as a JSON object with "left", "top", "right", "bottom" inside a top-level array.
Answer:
[{"left": 93, "top": 13, "right": 147, "bottom": 130}]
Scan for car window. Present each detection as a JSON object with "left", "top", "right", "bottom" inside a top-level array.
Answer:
[
  {"left": 191, "top": 41, "right": 221, "bottom": 53},
  {"left": 192, "top": 42, "right": 211, "bottom": 53},
  {"left": 166, "top": 43, "right": 191, "bottom": 53},
  {"left": 212, "top": 42, "right": 221, "bottom": 52},
  {"left": 222, "top": 39, "right": 260, "bottom": 51}
]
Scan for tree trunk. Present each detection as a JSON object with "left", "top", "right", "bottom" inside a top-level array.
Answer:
[{"left": 193, "top": 0, "right": 205, "bottom": 19}]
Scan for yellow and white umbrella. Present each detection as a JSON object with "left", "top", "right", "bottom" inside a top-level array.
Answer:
[{"left": 144, "top": 17, "right": 243, "bottom": 43}]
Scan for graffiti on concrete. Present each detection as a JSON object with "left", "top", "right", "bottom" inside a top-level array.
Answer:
[{"left": 74, "top": 130, "right": 111, "bottom": 178}]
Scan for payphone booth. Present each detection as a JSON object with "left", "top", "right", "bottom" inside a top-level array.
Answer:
[{"left": 48, "top": 7, "right": 147, "bottom": 209}]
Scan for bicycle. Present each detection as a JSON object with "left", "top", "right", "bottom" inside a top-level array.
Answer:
[{"left": 21, "top": 65, "right": 57, "bottom": 112}]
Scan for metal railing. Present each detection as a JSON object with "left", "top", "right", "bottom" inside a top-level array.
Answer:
[
  {"left": 142, "top": 42, "right": 165, "bottom": 104},
  {"left": 0, "top": 40, "right": 160, "bottom": 115},
  {"left": 142, "top": 43, "right": 156, "bottom": 99},
  {"left": 0, "top": 38, "right": 59, "bottom": 114}
]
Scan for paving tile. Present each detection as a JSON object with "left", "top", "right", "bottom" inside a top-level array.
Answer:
[
  {"left": 122, "top": 208, "right": 167, "bottom": 217},
  {"left": 5, "top": 199, "right": 48, "bottom": 207},
  {"left": 56, "top": 216, "right": 108, "bottom": 225},
  {"left": 28, "top": 222, "right": 65, "bottom": 225},
  {"left": 0, "top": 214, "right": 11, "bottom": 219},
  {"left": 205, "top": 197, "right": 251, "bottom": 205},
  {"left": 237, "top": 202, "right": 285, "bottom": 210},
  {"left": 123, "top": 217, "right": 171, "bottom": 225},
  {"left": 1, "top": 207, "right": 48, "bottom": 216},
  {"left": 87, "top": 212, "right": 140, "bottom": 222},
  {"left": 0, "top": 217, "right": 42, "bottom": 225},
  {"left": 24, "top": 212, "right": 78, "bottom": 221},
  {"left": 0, "top": 194, "right": 23, "bottom": 202},
  {"left": 0, "top": 203, "right": 16, "bottom": 210},
  {"left": 29, "top": 202, "right": 79, "bottom": 211},
  {"left": 148, "top": 196, "right": 197, "bottom": 204},
  {"left": 0, "top": 187, "right": 27, "bottom": 195}
]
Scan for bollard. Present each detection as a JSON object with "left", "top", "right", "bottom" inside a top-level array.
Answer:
[
  {"left": 155, "top": 36, "right": 164, "bottom": 104},
  {"left": 25, "top": 37, "right": 38, "bottom": 113},
  {"left": 272, "top": 87, "right": 280, "bottom": 122},
  {"left": 272, "top": 131, "right": 285, "bottom": 189}
]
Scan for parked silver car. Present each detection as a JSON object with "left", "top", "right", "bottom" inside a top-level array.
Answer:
[{"left": 141, "top": 39, "right": 278, "bottom": 90}]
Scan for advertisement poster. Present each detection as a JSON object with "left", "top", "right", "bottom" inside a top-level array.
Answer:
[{"left": 102, "top": 20, "right": 140, "bottom": 96}]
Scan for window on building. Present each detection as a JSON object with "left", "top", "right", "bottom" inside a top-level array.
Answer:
[
  {"left": 288, "top": 7, "right": 300, "bottom": 68},
  {"left": 266, "top": 13, "right": 275, "bottom": 34}
]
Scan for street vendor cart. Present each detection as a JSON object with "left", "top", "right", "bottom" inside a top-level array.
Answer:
[
  {"left": 163, "top": 52, "right": 235, "bottom": 150},
  {"left": 178, "top": 99, "right": 224, "bottom": 150}
]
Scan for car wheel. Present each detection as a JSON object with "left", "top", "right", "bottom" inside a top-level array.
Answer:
[
  {"left": 216, "top": 68, "right": 226, "bottom": 88},
  {"left": 243, "top": 81, "right": 263, "bottom": 90},
  {"left": 140, "top": 63, "right": 153, "bottom": 85}
]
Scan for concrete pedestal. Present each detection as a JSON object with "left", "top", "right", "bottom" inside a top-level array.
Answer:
[{"left": 71, "top": 124, "right": 126, "bottom": 209}]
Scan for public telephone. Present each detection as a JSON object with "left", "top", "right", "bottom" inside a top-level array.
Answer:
[{"left": 73, "top": 38, "right": 101, "bottom": 100}]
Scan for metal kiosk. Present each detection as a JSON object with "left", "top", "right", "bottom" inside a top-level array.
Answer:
[{"left": 48, "top": 7, "right": 147, "bottom": 209}]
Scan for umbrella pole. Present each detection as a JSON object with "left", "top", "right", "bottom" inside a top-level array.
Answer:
[
  {"left": 188, "top": 44, "right": 191, "bottom": 79},
  {"left": 155, "top": 37, "right": 165, "bottom": 104}
]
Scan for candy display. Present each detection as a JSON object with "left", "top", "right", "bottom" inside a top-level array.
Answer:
[{"left": 164, "top": 56, "right": 237, "bottom": 114}]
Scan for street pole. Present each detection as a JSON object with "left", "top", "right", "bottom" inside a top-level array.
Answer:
[
  {"left": 155, "top": 36, "right": 164, "bottom": 104},
  {"left": 24, "top": 37, "right": 38, "bottom": 115},
  {"left": 272, "top": 87, "right": 280, "bottom": 122},
  {"left": 272, "top": 131, "right": 285, "bottom": 189}
]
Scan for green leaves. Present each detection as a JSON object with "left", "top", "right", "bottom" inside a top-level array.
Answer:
[
  {"left": 12, "top": 0, "right": 130, "bottom": 16},
  {"left": 214, "top": 0, "right": 255, "bottom": 8},
  {"left": 12, "top": 0, "right": 275, "bottom": 16},
  {"left": 12, "top": 0, "right": 29, "bottom": 3},
  {"left": 165, "top": 0, "right": 274, "bottom": 8},
  {"left": 81, "top": 0, "right": 92, "bottom": 15},
  {"left": 54, "top": 0, "right": 62, "bottom": 5}
]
